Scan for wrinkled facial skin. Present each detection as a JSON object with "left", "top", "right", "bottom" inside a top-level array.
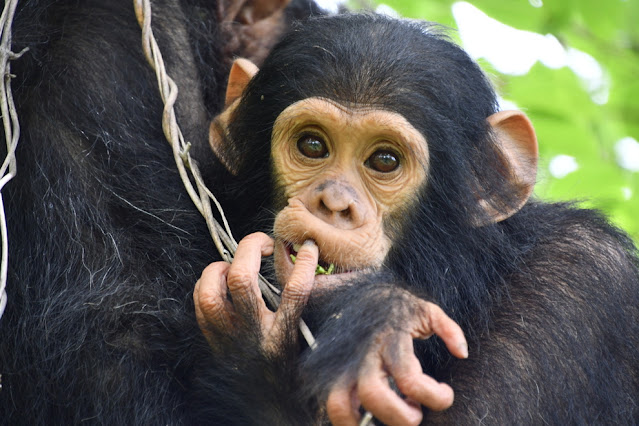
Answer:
[{"left": 270, "top": 97, "right": 429, "bottom": 289}]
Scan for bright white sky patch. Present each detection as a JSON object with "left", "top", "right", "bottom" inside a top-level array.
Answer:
[
  {"left": 621, "top": 187, "right": 633, "bottom": 200},
  {"left": 452, "top": 2, "right": 609, "bottom": 104},
  {"left": 314, "top": 0, "right": 345, "bottom": 13},
  {"left": 615, "top": 137, "right": 639, "bottom": 172},
  {"left": 452, "top": 2, "right": 565, "bottom": 75},
  {"left": 498, "top": 97, "right": 519, "bottom": 111},
  {"left": 376, "top": 4, "right": 400, "bottom": 18},
  {"left": 549, "top": 155, "right": 579, "bottom": 178}
]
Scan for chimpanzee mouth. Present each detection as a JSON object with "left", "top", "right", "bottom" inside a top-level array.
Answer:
[{"left": 286, "top": 242, "right": 351, "bottom": 275}]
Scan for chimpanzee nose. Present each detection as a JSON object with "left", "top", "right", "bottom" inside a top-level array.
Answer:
[{"left": 310, "top": 180, "right": 365, "bottom": 229}]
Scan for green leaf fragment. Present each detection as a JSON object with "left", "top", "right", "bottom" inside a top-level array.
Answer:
[{"left": 290, "top": 254, "right": 335, "bottom": 275}]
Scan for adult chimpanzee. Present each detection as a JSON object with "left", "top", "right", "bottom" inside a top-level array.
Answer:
[
  {"left": 0, "top": 0, "right": 323, "bottom": 424},
  {"left": 197, "top": 13, "right": 639, "bottom": 425}
]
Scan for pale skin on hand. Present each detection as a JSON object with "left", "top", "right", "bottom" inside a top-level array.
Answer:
[{"left": 194, "top": 232, "right": 468, "bottom": 426}]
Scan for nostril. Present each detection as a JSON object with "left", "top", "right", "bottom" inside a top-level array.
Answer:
[
  {"left": 339, "top": 208, "right": 351, "bottom": 220},
  {"left": 319, "top": 199, "right": 331, "bottom": 215}
]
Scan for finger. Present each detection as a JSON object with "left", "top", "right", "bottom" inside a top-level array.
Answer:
[
  {"left": 225, "top": 232, "right": 274, "bottom": 318},
  {"left": 326, "top": 382, "right": 360, "bottom": 426},
  {"left": 194, "top": 262, "right": 233, "bottom": 338},
  {"left": 274, "top": 239, "right": 318, "bottom": 326},
  {"left": 384, "top": 334, "right": 454, "bottom": 412},
  {"left": 357, "top": 348, "right": 423, "bottom": 426},
  {"left": 414, "top": 301, "right": 468, "bottom": 359}
]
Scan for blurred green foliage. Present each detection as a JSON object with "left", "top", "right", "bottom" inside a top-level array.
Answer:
[{"left": 363, "top": 0, "right": 639, "bottom": 242}]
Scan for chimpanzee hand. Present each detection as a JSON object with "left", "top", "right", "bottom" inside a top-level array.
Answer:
[
  {"left": 193, "top": 232, "right": 318, "bottom": 356},
  {"left": 325, "top": 298, "right": 468, "bottom": 426}
]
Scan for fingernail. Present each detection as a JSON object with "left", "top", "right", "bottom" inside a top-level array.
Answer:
[
  {"left": 459, "top": 342, "right": 469, "bottom": 359},
  {"left": 302, "top": 239, "right": 317, "bottom": 248}
]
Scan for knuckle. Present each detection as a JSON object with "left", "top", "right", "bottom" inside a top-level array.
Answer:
[
  {"left": 293, "top": 250, "right": 316, "bottom": 266},
  {"left": 239, "top": 232, "right": 269, "bottom": 247},
  {"left": 226, "top": 268, "right": 256, "bottom": 291},
  {"left": 412, "top": 301, "right": 446, "bottom": 338},
  {"left": 200, "top": 261, "right": 229, "bottom": 281},
  {"left": 196, "top": 292, "right": 226, "bottom": 322},
  {"left": 325, "top": 396, "right": 343, "bottom": 415},
  {"left": 356, "top": 383, "right": 379, "bottom": 405},
  {"left": 415, "top": 317, "right": 435, "bottom": 338},
  {"left": 396, "top": 375, "right": 420, "bottom": 398},
  {"left": 425, "top": 302, "right": 447, "bottom": 325},
  {"left": 325, "top": 392, "right": 351, "bottom": 424},
  {"left": 283, "top": 279, "right": 311, "bottom": 302}
]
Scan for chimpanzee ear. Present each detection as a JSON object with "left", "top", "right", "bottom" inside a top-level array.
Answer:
[
  {"left": 209, "top": 58, "right": 259, "bottom": 175},
  {"left": 224, "top": 58, "right": 259, "bottom": 108},
  {"left": 479, "top": 110, "right": 538, "bottom": 223},
  {"left": 218, "top": 1, "right": 292, "bottom": 64}
]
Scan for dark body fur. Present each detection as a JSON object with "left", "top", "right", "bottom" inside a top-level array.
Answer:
[
  {"left": 1, "top": 6, "right": 638, "bottom": 426},
  {"left": 0, "top": 0, "right": 321, "bottom": 423}
]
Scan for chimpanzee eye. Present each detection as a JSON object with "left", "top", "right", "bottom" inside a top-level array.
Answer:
[
  {"left": 297, "top": 135, "right": 329, "bottom": 158},
  {"left": 366, "top": 150, "right": 400, "bottom": 173}
]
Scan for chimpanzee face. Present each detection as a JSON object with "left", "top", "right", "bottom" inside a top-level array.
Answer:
[{"left": 269, "top": 97, "right": 428, "bottom": 289}]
